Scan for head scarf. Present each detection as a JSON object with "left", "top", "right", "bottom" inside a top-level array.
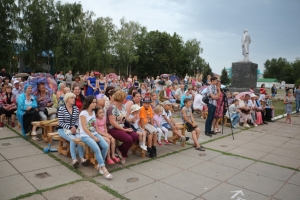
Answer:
[{"left": 24, "top": 84, "right": 31, "bottom": 93}]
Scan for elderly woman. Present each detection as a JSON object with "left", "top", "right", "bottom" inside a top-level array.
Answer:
[
  {"left": 239, "top": 94, "right": 255, "bottom": 128},
  {"left": 107, "top": 90, "right": 138, "bottom": 164},
  {"left": 36, "top": 82, "right": 56, "bottom": 121},
  {"left": 0, "top": 85, "right": 17, "bottom": 127},
  {"left": 73, "top": 86, "right": 85, "bottom": 111},
  {"left": 17, "top": 84, "right": 40, "bottom": 140},
  {"left": 58, "top": 92, "right": 88, "bottom": 168},
  {"left": 96, "top": 86, "right": 114, "bottom": 109},
  {"left": 212, "top": 80, "right": 224, "bottom": 133}
]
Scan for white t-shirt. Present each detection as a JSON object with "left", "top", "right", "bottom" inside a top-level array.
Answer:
[
  {"left": 79, "top": 110, "right": 97, "bottom": 137},
  {"left": 57, "top": 74, "right": 65, "bottom": 80},
  {"left": 155, "top": 79, "right": 161, "bottom": 91},
  {"left": 161, "top": 109, "right": 172, "bottom": 124},
  {"left": 193, "top": 93, "right": 206, "bottom": 110},
  {"left": 175, "top": 88, "right": 184, "bottom": 100}
]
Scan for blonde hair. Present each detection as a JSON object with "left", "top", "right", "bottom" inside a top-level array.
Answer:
[
  {"left": 63, "top": 92, "right": 76, "bottom": 103},
  {"left": 154, "top": 105, "right": 163, "bottom": 114},
  {"left": 233, "top": 92, "right": 239, "bottom": 97},
  {"left": 64, "top": 87, "right": 71, "bottom": 94},
  {"left": 112, "top": 90, "right": 126, "bottom": 102}
]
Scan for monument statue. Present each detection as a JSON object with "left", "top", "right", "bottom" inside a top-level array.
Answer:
[{"left": 241, "top": 29, "right": 251, "bottom": 61}]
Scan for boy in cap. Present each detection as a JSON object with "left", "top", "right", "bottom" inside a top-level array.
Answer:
[{"left": 139, "top": 96, "right": 158, "bottom": 158}]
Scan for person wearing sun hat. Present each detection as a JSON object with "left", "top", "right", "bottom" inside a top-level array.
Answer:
[{"left": 139, "top": 96, "right": 158, "bottom": 158}]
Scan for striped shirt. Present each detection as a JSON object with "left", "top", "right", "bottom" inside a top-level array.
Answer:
[{"left": 58, "top": 105, "right": 79, "bottom": 129}]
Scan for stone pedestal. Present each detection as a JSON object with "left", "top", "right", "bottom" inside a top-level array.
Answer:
[{"left": 229, "top": 61, "right": 258, "bottom": 93}]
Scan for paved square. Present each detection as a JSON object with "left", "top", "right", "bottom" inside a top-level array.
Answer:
[
  {"left": 210, "top": 154, "right": 255, "bottom": 170},
  {"left": 0, "top": 161, "right": 19, "bottom": 178},
  {"left": 0, "top": 144, "right": 42, "bottom": 159}
]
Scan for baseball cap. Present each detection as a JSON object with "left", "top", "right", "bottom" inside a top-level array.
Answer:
[
  {"left": 14, "top": 80, "right": 19, "bottom": 84},
  {"left": 142, "top": 96, "right": 152, "bottom": 103},
  {"left": 131, "top": 104, "right": 141, "bottom": 114}
]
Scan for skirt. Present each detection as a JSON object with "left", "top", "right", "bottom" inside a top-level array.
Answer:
[
  {"left": 23, "top": 110, "right": 40, "bottom": 134},
  {"left": 255, "top": 112, "right": 263, "bottom": 125}
]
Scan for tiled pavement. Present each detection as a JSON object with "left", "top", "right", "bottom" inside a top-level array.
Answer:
[{"left": 0, "top": 114, "right": 299, "bottom": 200}]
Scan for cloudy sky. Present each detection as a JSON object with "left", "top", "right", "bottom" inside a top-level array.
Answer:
[{"left": 62, "top": 0, "right": 300, "bottom": 74}]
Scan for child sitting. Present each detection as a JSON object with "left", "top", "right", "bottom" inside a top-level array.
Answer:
[
  {"left": 140, "top": 96, "right": 158, "bottom": 158},
  {"left": 181, "top": 98, "right": 204, "bottom": 151},
  {"left": 226, "top": 99, "right": 240, "bottom": 128},
  {"left": 95, "top": 107, "right": 120, "bottom": 164},
  {"left": 128, "top": 104, "right": 147, "bottom": 151},
  {"left": 153, "top": 106, "right": 169, "bottom": 146}
]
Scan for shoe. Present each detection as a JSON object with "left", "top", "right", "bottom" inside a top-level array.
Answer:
[
  {"left": 164, "top": 140, "right": 169, "bottom": 144},
  {"left": 11, "top": 122, "right": 15, "bottom": 127},
  {"left": 195, "top": 146, "right": 205, "bottom": 151},
  {"left": 263, "top": 121, "right": 268, "bottom": 124},
  {"left": 72, "top": 159, "right": 79, "bottom": 168},
  {"left": 99, "top": 168, "right": 113, "bottom": 179},
  {"left": 185, "top": 137, "right": 190, "bottom": 142},
  {"left": 120, "top": 158, "right": 126, "bottom": 164},
  {"left": 157, "top": 141, "right": 162, "bottom": 146},
  {"left": 111, "top": 157, "right": 120, "bottom": 163},
  {"left": 232, "top": 125, "right": 237, "bottom": 129},
  {"left": 210, "top": 131, "right": 217, "bottom": 135},
  {"left": 147, "top": 147, "right": 154, "bottom": 158},
  {"left": 106, "top": 159, "right": 115, "bottom": 165},
  {"left": 180, "top": 136, "right": 186, "bottom": 145},
  {"left": 31, "top": 131, "right": 37, "bottom": 136},
  {"left": 31, "top": 136, "right": 40, "bottom": 141},
  {"left": 243, "top": 124, "right": 250, "bottom": 128},
  {"left": 140, "top": 144, "right": 147, "bottom": 151},
  {"left": 205, "top": 132, "right": 212, "bottom": 137},
  {"left": 81, "top": 158, "right": 89, "bottom": 166},
  {"left": 152, "top": 146, "right": 157, "bottom": 157},
  {"left": 0, "top": 122, "right": 4, "bottom": 127},
  {"left": 253, "top": 123, "right": 258, "bottom": 127}
]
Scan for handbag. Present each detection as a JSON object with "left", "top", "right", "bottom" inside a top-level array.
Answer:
[
  {"left": 202, "top": 96, "right": 209, "bottom": 104},
  {"left": 44, "top": 107, "right": 57, "bottom": 116}
]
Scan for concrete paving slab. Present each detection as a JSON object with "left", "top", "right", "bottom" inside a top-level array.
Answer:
[
  {"left": 21, "top": 194, "right": 46, "bottom": 200},
  {"left": 288, "top": 172, "right": 300, "bottom": 186},
  {"left": 251, "top": 138, "right": 287, "bottom": 147},
  {"left": 269, "top": 130, "right": 299, "bottom": 138},
  {"left": 238, "top": 130, "right": 267, "bottom": 137},
  {"left": 1, "top": 144, "right": 42, "bottom": 160},
  {"left": 201, "top": 182, "right": 270, "bottom": 200},
  {"left": 42, "top": 181, "right": 115, "bottom": 200},
  {"left": 280, "top": 141, "right": 300, "bottom": 151},
  {"left": 241, "top": 141, "right": 277, "bottom": 153},
  {"left": 274, "top": 183, "right": 300, "bottom": 200},
  {"left": 271, "top": 147, "right": 300, "bottom": 160},
  {"left": 160, "top": 170, "right": 220, "bottom": 196},
  {"left": 10, "top": 154, "right": 61, "bottom": 173},
  {"left": 129, "top": 160, "right": 182, "bottom": 180},
  {"left": 156, "top": 152, "right": 204, "bottom": 169},
  {"left": 214, "top": 137, "right": 248, "bottom": 146},
  {"left": 287, "top": 138, "right": 300, "bottom": 145},
  {"left": 202, "top": 141, "right": 239, "bottom": 152},
  {"left": 227, "top": 171, "right": 284, "bottom": 196},
  {"left": 94, "top": 168, "right": 154, "bottom": 195},
  {"left": 0, "top": 154, "right": 5, "bottom": 161},
  {"left": 22, "top": 165, "right": 82, "bottom": 190},
  {"left": 0, "top": 129, "right": 19, "bottom": 138},
  {"left": 277, "top": 126, "right": 300, "bottom": 135},
  {"left": 229, "top": 146, "right": 268, "bottom": 159},
  {"left": 244, "top": 162, "right": 294, "bottom": 182},
  {"left": 188, "top": 161, "right": 241, "bottom": 181},
  {"left": 259, "top": 153, "right": 300, "bottom": 169},
  {"left": 232, "top": 134, "right": 258, "bottom": 141},
  {"left": 0, "top": 161, "right": 19, "bottom": 178},
  {"left": 179, "top": 148, "right": 222, "bottom": 160},
  {"left": 0, "top": 174, "right": 36, "bottom": 200},
  {"left": 260, "top": 134, "right": 292, "bottom": 143},
  {"left": 0, "top": 137, "right": 30, "bottom": 149},
  {"left": 124, "top": 181, "right": 196, "bottom": 200},
  {"left": 210, "top": 154, "right": 255, "bottom": 170}
]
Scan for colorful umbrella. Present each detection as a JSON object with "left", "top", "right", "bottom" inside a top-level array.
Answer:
[
  {"left": 236, "top": 92, "right": 251, "bottom": 99},
  {"left": 160, "top": 74, "right": 170, "bottom": 78},
  {"left": 26, "top": 73, "right": 57, "bottom": 95},
  {"left": 106, "top": 73, "right": 118, "bottom": 80}
]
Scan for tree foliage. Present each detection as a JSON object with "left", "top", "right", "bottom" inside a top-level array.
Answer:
[
  {"left": 220, "top": 67, "right": 230, "bottom": 85},
  {"left": 2, "top": 0, "right": 208, "bottom": 78}
]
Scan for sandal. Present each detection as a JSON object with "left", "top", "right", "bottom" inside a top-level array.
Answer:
[
  {"left": 31, "top": 136, "right": 40, "bottom": 141},
  {"left": 157, "top": 141, "right": 162, "bottom": 146},
  {"left": 195, "top": 146, "right": 205, "bottom": 151},
  {"left": 99, "top": 169, "right": 113, "bottom": 179},
  {"left": 81, "top": 158, "right": 89, "bottom": 166},
  {"left": 112, "top": 157, "right": 120, "bottom": 163},
  {"left": 106, "top": 159, "right": 115, "bottom": 165}
]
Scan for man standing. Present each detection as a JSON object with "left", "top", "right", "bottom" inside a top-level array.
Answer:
[
  {"left": 12, "top": 80, "right": 22, "bottom": 100},
  {"left": 57, "top": 71, "right": 64, "bottom": 85},
  {"left": 65, "top": 70, "right": 73, "bottom": 88},
  {"left": 205, "top": 77, "right": 220, "bottom": 136},
  {"left": 271, "top": 84, "right": 277, "bottom": 98},
  {"left": 294, "top": 85, "right": 300, "bottom": 115}
]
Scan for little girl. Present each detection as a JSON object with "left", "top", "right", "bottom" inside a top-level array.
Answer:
[
  {"left": 128, "top": 105, "right": 147, "bottom": 151},
  {"left": 153, "top": 106, "right": 169, "bottom": 146},
  {"left": 95, "top": 107, "right": 120, "bottom": 164},
  {"left": 284, "top": 91, "right": 293, "bottom": 124}
]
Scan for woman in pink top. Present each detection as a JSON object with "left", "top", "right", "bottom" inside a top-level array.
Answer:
[{"left": 95, "top": 107, "right": 119, "bottom": 164}]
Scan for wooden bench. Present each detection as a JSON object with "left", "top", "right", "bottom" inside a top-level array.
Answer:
[
  {"left": 224, "top": 116, "right": 231, "bottom": 127},
  {"left": 130, "top": 143, "right": 146, "bottom": 158},
  {"left": 161, "top": 123, "right": 186, "bottom": 147},
  {"left": 73, "top": 138, "right": 98, "bottom": 169},
  {"left": 31, "top": 119, "right": 58, "bottom": 143},
  {"left": 47, "top": 132, "right": 71, "bottom": 157}
]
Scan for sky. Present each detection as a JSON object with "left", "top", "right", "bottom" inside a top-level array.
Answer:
[{"left": 62, "top": 0, "right": 300, "bottom": 74}]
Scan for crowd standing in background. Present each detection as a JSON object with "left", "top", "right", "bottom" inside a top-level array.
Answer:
[{"left": 0, "top": 68, "right": 296, "bottom": 179}]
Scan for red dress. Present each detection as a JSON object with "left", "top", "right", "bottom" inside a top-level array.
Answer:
[{"left": 214, "top": 92, "right": 224, "bottom": 118}]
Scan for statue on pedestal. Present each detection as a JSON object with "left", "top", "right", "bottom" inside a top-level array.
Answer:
[{"left": 241, "top": 29, "right": 251, "bottom": 61}]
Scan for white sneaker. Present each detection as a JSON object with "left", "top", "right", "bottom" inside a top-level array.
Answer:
[
  {"left": 254, "top": 123, "right": 258, "bottom": 127},
  {"left": 31, "top": 131, "right": 37, "bottom": 136},
  {"left": 140, "top": 144, "right": 147, "bottom": 151}
]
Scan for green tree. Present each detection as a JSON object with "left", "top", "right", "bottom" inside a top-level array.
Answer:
[
  {"left": 220, "top": 67, "right": 230, "bottom": 85},
  {"left": 202, "top": 63, "right": 213, "bottom": 83},
  {"left": 263, "top": 57, "right": 294, "bottom": 83}
]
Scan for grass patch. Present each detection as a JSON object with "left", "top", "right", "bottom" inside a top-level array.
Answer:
[
  {"left": 272, "top": 99, "right": 286, "bottom": 116},
  {"left": 0, "top": 135, "right": 21, "bottom": 140}
]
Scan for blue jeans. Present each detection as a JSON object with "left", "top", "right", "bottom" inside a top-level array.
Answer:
[
  {"left": 296, "top": 99, "right": 300, "bottom": 114},
  {"left": 81, "top": 134, "right": 108, "bottom": 167},
  {"left": 205, "top": 103, "right": 216, "bottom": 133},
  {"left": 58, "top": 129, "right": 84, "bottom": 160},
  {"left": 230, "top": 113, "right": 240, "bottom": 126},
  {"left": 162, "top": 123, "right": 172, "bottom": 130}
]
